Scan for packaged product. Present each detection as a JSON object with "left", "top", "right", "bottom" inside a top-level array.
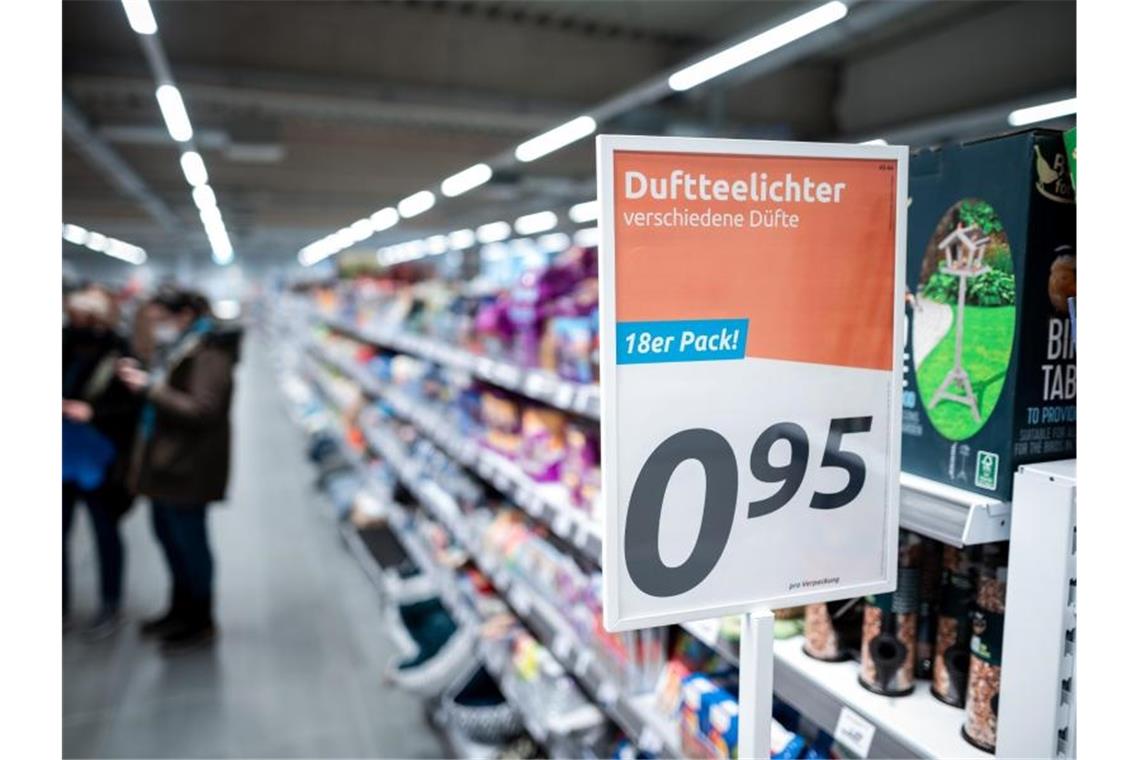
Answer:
[
  {"left": 518, "top": 406, "right": 567, "bottom": 482},
  {"left": 902, "top": 129, "right": 1076, "bottom": 499},
  {"left": 480, "top": 391, "right": 521, "bottom": 457},
  {"left": 932, "top": 545, "right": 974, "bottom": 707},
  {"left": 963, "top": 543, "right": 1008, "bottom": 753},
  {"left": 561, "top": 423, "right": 601, "bottom": 512},
  {"left": 802, "top": 600, "right": 862, "bottom": 662},
  {"left": 859, "top": 532, "right": 921, "bottom": 696}
]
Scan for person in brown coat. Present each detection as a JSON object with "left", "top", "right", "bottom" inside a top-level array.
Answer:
[{"left": 117, "top": 286, "right": 241, "bottom": 652}]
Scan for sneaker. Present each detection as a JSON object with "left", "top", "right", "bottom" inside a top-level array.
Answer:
[
  {"left": 82, "top": 609, "right": 123, "bottom": 642},
  {"left": 160, "top": 623, "right": 218, "bottom": 654},
  {"left": 139, "top": 609, "right": 183, "bottom": 637}
]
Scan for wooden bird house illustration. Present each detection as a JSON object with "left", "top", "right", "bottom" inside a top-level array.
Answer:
[{"left": 930, "top": 223, "right": 991, "bottom": 422}]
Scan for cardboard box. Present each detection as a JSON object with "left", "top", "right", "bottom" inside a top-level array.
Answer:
[{"left": 902, "top": 129, "right": 1076, "bottom": 499}]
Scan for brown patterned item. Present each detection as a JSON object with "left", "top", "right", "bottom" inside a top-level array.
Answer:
[
  {"left": 858, "top": 531, "right": 922, "bottom": 696},
  {"left": 963, "top": 543, "right": 1008, "bottom": 753},
  {"left": 932, "top": 545, "right": 975, "bottom": 706},
  {"left": 802, "top": 599, "right": 862, "bottom": 662}
]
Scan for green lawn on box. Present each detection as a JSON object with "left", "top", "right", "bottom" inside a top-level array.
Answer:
[{"left": 917, "top": 305, "right": 1015, "bottom": 440}]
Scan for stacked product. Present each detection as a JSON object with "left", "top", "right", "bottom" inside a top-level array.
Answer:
[
  {"left": 859, "top": 531, "right": 922, "bottom": 696},
  {"left": 902, "top": 128, "right": 1076, "bottom": 499}
]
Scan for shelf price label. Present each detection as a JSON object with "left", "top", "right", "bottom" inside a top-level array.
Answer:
[{"left": 598, "top": 136, "right": 907, "bottom": 630}]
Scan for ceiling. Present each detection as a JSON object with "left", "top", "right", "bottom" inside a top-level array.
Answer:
[{"left": 62, "top": 0, "right": 1076, "bottom": 276}]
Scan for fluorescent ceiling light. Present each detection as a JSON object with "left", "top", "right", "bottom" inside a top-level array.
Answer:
[
  {"left": 1008, "top": 97, "right": 1077, "bottom": 127},
  {"left": 574, "top": 227, "right": 600, "bottom": 247},
  {"left": 192, "top": 184, "right": 217, "bottom": 211},
  {"left": 441, "top": 163, "right": 493, "bottom": 198},
  {"left": 370, "top": 207, "right": 399, "bottom": 232},
  {"left": 332, "top": 228, "right": 357, "bottom": 250},
  {"left": 350, "top": 219, "right": 374, "bottom": 242},
  {"left": 537, "top": 232, "right": 570, "bottom": 252},
  {"left": 448, "top": 229, "right": 476, "bottom": 250},
  {"left": 86, "top": 232, "right": 109, "bottom": 252},
  {"left": 105, "top": 239, "right": 147, "bottom": 266},
  {"left": 860, "top": 138, "right": 887, "bottom": 146},
  {"left": 397, "top": 190, "right": 435, "bottom": 218},
  {"left": 515, "top": 116, "right": 597, "bottom": 162},
  {"left": 62, "top": 224, "right": 89, "bottom": 246},
  {"left": 155, "top": 84, "right": 193, "bottom": 142},
  {"left": 179, "top": 151, "right": 208, "bottom": 186},
  {"left": 668, "top": 1, "right": 847, "bottom": 91},
  {"left": 199, "top": 206, "right": 224, "bottom": 229},
  {"left": 120, "top": 0, "right": 157, "bottom": 35},
  {"left": 211, "top": 236, "right": 234, "bottom": 266},
  {"left": 514, "top": 210, "right": 557, "bottom": 235},
  {"left": 476, "top": 221, "right": 511, "bottom": 244},
  {"left": 568, "top": 200, "right": 599, "bottom": 223},
  {"left": 426, "top": 235, "right": 449, "bottom": 255}
]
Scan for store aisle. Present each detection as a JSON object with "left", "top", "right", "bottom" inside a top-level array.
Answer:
[{"left": 63, "top": 332, "right": 445, "bottom": 759}]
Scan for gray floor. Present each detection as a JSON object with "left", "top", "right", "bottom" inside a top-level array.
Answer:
[{"left": 63, "top": 332, "right": 446, "bottom": 759}]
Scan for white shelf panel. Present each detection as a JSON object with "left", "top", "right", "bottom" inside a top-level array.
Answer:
[
  {"left": 771, "top": 637, "right": 987, "bottom": 759},
  {"left": 899, "top": 472, "right": 1010, "bottom": 546}
]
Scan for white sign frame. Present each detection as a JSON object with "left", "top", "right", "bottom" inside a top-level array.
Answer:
[{"left": 598, "top": 134, "right": 908, "bottom": 632}]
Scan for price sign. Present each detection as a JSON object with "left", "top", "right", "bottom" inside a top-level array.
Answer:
[{"left": 598, "top": 136, "right": 906, "bottom": 630}]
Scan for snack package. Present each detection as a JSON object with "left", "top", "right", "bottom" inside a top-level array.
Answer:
[
  {"left": 561, "top": 423, "right": 601, "bottom": 512},
  {"left": 518, "top": 406, "right": 567, "bottom": 482},
  {"left": 480, "top": 391, "right": 521, "bottom": 458}
]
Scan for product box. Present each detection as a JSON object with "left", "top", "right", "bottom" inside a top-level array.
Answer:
[{"left": 902, "top": 129, "right": 1076, "bottom": 499}]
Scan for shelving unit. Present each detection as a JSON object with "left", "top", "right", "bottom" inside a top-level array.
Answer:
[
  {"left": 306, "top": 340, "right": 604, "bottom": 564},
  {"left": 291, "top": 347, "right": 676, "bottom": 757},
  {"left": 286, "top": 315, "right": 1077, "bottom": 760},
  {"left": 317, "top": 311, "right": 601, "bottom": 419}
]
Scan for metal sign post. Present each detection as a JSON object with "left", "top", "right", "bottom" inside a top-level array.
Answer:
[{"left": 738, "top": 608, "right": 775, "bottom": 759}]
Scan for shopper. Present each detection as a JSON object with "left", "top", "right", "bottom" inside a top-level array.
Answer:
[
  {"left": 62, "top": 285, "right": 142, "bottom": 639},
  {"left": 117, "top": 287, "right": 241, "bottom": 653}
]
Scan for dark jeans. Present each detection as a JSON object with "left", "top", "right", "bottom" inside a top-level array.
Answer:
[
  {"left": 63, "top": 483, "right": 126, "bottom": 615},
  {"left": 150, "top": 501, "right": 214, "bottom": 625}
]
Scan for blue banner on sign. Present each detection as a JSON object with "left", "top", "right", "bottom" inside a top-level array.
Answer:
[{"left": 616, "top": 319, "right": 749, "bottom": 364}]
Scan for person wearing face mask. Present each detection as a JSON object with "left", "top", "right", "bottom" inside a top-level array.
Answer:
[
  {"left": 62, "top": 285, "right": 142, "bottom": 639},
  {"left": 116, "top": 286, "right": 241, "bottom": 653}
]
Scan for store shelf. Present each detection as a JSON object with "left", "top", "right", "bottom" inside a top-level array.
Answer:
[
  {"left": 899, "top": 473, "right": 1011, "bottom": 547},
  {"left": 308, "top": 340, "right": 603, "bottom": 565},
  {"left": 381, "top": 385, "right": 604, "bottom": 565},
  {"left": 316, "top": 311, "right": 601, "bottom": 419},
  {"left": 302, "top": 350, "right": 1000, "bottom": 760},
  {"left": 353, "top": 412, "right": 681, "bottom": 758},
  {"left": 771, "top": 637, "right": 987, "bottom": 759}
]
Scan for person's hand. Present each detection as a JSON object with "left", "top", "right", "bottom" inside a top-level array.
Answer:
[
  {"left": 62, "top": 399, "right": 93, "bottom": 423},
  {"left": 116, "top": 361, "right": 151, "bottom": 393}
]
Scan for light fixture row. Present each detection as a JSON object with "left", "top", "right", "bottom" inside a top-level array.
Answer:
[
  {"left": 376, "top": 225, "right": 600, "bottom": 269},
  {"left": 294, "top": 3, "right": 859, "bottom": 265},
  {"left": 119, "top": 0, "right": 234, "bottom": 266},
  {"left": 62, "top": 223, "right": 147, "bottom": 266},
  {"left": 301, "top": 197, "right": 600, "bottom": 268}
]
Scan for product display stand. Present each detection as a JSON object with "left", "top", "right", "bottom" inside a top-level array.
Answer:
[
  {"left": 930, "top": 224, "right": 991, "bottom": 422},
  {"left": 995, "top": 460, "right": 1077, "bottom": 759},
  {"left": 738, "top": 608, "right": 775, "bottom": 759}
]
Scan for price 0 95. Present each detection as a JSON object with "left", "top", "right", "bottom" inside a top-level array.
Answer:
[{"left": 624, "top": 416, "right": 872, "bottom": 597}]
